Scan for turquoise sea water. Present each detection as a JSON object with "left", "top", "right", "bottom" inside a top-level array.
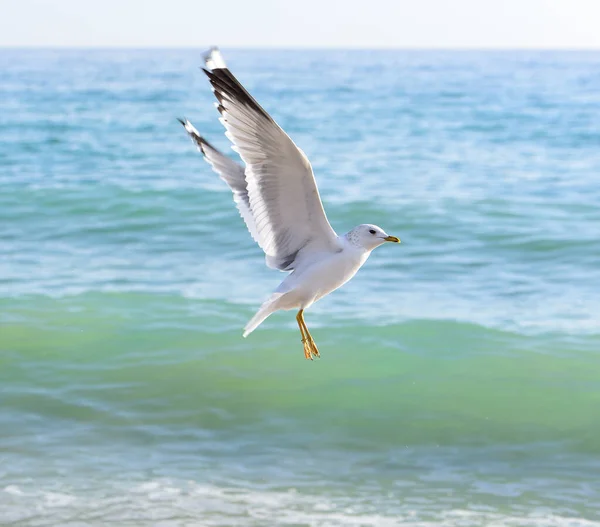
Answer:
[{"left": 1, "top": 49, "right": 600, "bottom": 525}]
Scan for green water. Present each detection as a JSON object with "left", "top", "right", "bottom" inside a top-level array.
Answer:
[{"left": 2, "top": 49, "right": 600, "bottom": 525}]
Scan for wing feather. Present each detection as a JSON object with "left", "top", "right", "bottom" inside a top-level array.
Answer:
[
  {"left": 178, "top": 119, "right": 261, "bottom": 245},
  {"left": 201, "top": 47, "right": 340, "bottom": 271}
]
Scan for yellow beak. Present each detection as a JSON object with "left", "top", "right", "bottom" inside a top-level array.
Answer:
[{"left": 384, "top": 235, "right": 401, "bottom": 243}]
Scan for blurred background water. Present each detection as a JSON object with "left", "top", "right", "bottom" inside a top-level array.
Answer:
[{"left": 1, "top": 49, "right": 600, "bottom": 526}]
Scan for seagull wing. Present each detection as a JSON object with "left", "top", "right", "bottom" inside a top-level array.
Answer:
[
  {"left": 178, "top": 118, "right": 261, "bottom": 245},
  {"left": 201, "top": 47, "right": 340, "bottom": 271}
]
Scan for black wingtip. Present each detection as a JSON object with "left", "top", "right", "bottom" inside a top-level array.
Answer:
[{"left": 176, "top": 118, "right": 211, "bottom": 153}]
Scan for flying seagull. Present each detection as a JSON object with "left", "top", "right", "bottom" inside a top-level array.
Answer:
[{"left": 179, "top": 47, "right": 400, "bottom": 360}]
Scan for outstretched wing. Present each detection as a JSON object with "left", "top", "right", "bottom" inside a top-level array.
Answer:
[
  {"left": 178, "top": 118, "right": 261, "bottom": 245},
  {"left": 201, "top": 47, "right": 340, "bottom": 271}
]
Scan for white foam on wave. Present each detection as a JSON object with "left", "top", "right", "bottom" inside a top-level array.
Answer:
[
  {"left": 2, "top": 479, "right": 599, "bottom": 527},
  {"left": 3, "top": 485, "right": 24, "bottom": 496}
]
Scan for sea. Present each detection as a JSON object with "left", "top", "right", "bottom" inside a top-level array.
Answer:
[{"left": 1, "top": 49, "right": 600, "bottom": 526}]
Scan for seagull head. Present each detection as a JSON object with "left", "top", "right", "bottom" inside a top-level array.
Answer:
[{"left": 347, "top": 224, "right": 401, "bottom": 251}]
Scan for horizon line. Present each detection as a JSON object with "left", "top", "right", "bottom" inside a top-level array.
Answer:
[{"left": 2, "top": 45, "right": 600, "bottom": 52}]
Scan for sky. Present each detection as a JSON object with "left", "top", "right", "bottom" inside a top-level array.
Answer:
[{"left": 1, "top": 0, "right": 600, "bottom": 48}]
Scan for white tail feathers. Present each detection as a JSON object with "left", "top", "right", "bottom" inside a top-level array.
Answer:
[{"left": 243, "top": 293, "right": 283, "bottom": 337}]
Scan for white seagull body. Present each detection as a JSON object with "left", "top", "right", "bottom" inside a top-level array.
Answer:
[{"left": 180, "top": 47, "right": 400, "bottom": 359}]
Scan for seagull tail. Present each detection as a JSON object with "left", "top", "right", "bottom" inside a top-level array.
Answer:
[{"left": 243, "top": 293, "right": 283, "bottom": 338}]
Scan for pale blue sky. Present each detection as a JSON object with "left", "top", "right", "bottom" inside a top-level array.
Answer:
[{"left": 2, "top": 0, "right": 599, "bottom": 48}]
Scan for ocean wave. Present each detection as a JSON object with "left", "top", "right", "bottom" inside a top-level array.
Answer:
[
  {"left": 3, "top": 292, "right": 599, "bottom": 455},
  {"left": 2, "top": 479, "right": 599, "bottom": 527}
]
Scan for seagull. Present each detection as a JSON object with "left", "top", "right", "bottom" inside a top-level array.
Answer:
[{"left": 179, "top": 47, "right": 400, "bottom": 360}]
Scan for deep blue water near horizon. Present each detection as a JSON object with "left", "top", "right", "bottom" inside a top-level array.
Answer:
[{"left": 1, "top": 49, "right": 600, "bottom": 525}]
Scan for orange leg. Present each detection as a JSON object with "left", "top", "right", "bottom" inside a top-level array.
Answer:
[{"left": 296, "top": 309, "right": 320, "bottom": 360}]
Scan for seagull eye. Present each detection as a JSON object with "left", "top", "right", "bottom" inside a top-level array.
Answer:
[{"left": 369, "top": 229, "right": 376, "bottom": 235}]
